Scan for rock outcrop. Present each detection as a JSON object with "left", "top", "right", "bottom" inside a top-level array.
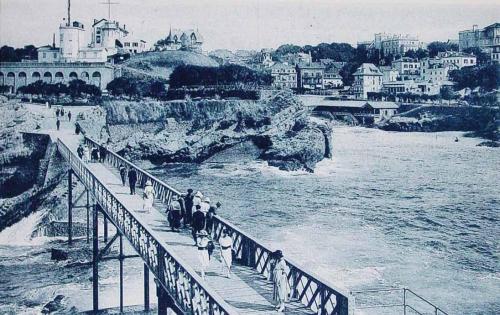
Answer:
[{"left": 83, "top": 91, "right": 333, "bottom": 172}]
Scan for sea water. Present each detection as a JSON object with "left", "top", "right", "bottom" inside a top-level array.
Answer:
[
  {"left": 146, "top": 127, "right": 499, "bottom": 314},
  {"left": 0, "top": 127, "right": 498, "bottom": 314}
]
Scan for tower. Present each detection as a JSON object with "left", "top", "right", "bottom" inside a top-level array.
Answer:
[{"left": 59, "top": 0, "right": 86, "bottom": 60}]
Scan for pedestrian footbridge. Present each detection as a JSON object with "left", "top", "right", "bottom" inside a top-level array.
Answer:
[{"left": 54, "top": 130, "right": 351, "bottom": 315}]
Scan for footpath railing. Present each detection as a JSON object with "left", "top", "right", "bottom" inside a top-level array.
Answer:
[
  {"left": 57, "top": 139, "right": 236, "bottom": 315},
  {"left": 83, "top": 136, "right": 352, "bottom": 315},
  {"left": 351, "top": 288, "right": 448, "bottom": 315}
]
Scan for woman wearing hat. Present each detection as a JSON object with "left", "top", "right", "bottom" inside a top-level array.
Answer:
[
  {"left": 167, "top": 195, "right": 182, "bottom": 232},
  {"left": 196, "top": 230, "right": 210, "bottom": 279},
  {"left": 272, "top": 250, "right": 289, "bottom": 312},
  {"left": 142, "top": 180, "right": 155, "bottom": 213},
  {"left": 219, "top": 228, "right": 233, "bottom": 278}
]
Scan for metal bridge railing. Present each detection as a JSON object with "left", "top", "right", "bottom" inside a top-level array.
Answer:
[
  {"left": 83, "top": 135, "right": 352, "bottom": 315},
  {"left": 350, "top": 288, "right": 449, "bottom": 315},
  {"left": 212, "top": 216, "right": 350, "bottom": 315},
  {"left": 57, "top": 139, "right": 236, "bottom": 315}
]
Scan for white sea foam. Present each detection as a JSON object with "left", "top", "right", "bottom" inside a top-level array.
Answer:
[{"left": 0, "top": 211, "right": 47, "bottom": 246}]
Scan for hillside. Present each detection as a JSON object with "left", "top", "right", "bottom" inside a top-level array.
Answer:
[{"left": 122, "top": 50, "right": 219, "bottom": 80}]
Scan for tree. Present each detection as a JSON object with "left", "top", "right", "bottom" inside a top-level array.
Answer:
[
  {"left": 404, "top": 49, "right": 429, "bottom": 60},
  {"left": 449, "top": 63, "right": 498, "bottom": 91},
  {"left": 0, "top": 45, "right": 18, "bottom": 62},
  {"left": 427, "top": 41, "right": 458, "bottom": 58},
  {"left": 106, "top": 77, "right": 140, "bottom": 98},
  {"left": 440, "top": 86, "right": 457, "bottom": 102},
  {"left": 149, "top": 80, "right": 167, "bottom": 98}
]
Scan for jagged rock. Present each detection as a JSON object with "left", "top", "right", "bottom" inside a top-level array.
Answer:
[
  {"left": 477, "top": 141, "right": 499, "bottom": 147},
  {"left": 51, "top": 248, "right": 68, "bottom": 261},
  {"left": 91, "top": 92, "right": 332, "bottom": 172},
  {"left": 41, "top": 295, "right": 65, "bottom": 314}
]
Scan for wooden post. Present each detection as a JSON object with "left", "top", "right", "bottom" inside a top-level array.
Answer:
[
  {"left": 92, "top": 205, "right": 99, "bottom": 312},
  {"left": 119, "top": 234, "right": 124, "bottom": 313},
  {"left": 144, "top": 263, "right": 150, "bottom": 311},
  {"left": 67, "top": 169, "right": 72, "bottom": 245}
]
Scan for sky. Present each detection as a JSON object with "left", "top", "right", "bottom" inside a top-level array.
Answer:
[{"left": 0, "top": 0, "right": 499, "bottom": 51}]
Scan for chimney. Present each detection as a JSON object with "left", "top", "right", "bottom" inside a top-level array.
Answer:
[
  {"left": 473, "top": 24, "right": 478, "bottom": 31},
  {"left": 52, "top": 33, "right": 56, "bottom": 48}
]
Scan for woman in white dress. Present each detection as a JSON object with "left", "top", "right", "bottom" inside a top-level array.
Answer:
[
  {"left": 272, "top": 250, "right": 289, "bottom": 312},
  {"left": 142, "top": 180, "right": 155, "bottom": 213},
  {"left": 83, "top": 145, "right": 90, "bottom": 163},
  {"left": 219, "top": 229, "right": 233, "bottom": 278},
  {"left": 197, "top": 230, "right": 210, "bottom": 279}
]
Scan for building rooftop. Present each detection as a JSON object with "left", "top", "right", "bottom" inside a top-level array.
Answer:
[
  {"left": 300, "top": 96, "right": 399, "bottom": 109},
  {"left": 353, "top": 63, "right": 382, "bottom": 76},
  {"left": 296, "top": 62, "right": 325, "bottom": 69}
]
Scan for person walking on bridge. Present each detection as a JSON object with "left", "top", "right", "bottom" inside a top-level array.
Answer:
[
  {"left": 99, "top": 144, "right": 106, "bottom": 163},
  {"left": 192, "top": 205, "right": 206, "bottom": 245},
  {"left": 119, "top": 164, "right": 126, "bottom": 186},
  {"left": 272, "top": 250, "right": 289, "bottom": 312},
  {"left": 167, "top": 195, "right": 183, "bottom": 232},
  {"left": 142, "top": 180, "right": 155, "bottom": 213},
  {"left": 56, "top": 118, "right": 60, "bottom": 131},
  {"left": 55, "top": 108, "right": 60, "bottom": 118},
  {"left": 183, "top": 189, "right": 194, "bottom": 227},
  {"left": 128, "top": 168, "right": 138, "bottom": 195},
  {"left": 83, "top": 145, "right": 90, "bottom": 163},
  {"left": 77, "top": 144, "right": 84, "bottom": 160},
  {"left": 219, "top": 228, "right": 233, "bottom": 278},
  {"left": 67, "top": 111, "right": 72, "bottom": 122},
  {"left": 196, "top": 230, "right": 210, "bottom": 279}
]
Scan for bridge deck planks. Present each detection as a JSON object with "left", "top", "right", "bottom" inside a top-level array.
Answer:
[{"left": 54, "top": 131, "right": 314, "bottom": 315}]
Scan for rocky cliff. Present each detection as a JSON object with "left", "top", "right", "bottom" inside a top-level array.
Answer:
[{"left": 80, "top": 91, "right": 333, "bottom": 172}]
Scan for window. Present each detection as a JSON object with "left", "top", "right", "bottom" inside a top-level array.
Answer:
[
  {"left": 43, "top": 53, "right": 46, "bottom": 58},
  {"left": 133, "top": 42, "right": 138, "bottom": 47},
  {"left": 96, "top": 36, "right": 101, "bottom": 43},
  {"left": 53, "top": 53, "right": 57, "bottom": 58},
  {"left": 124, "top": 42, "right": 130, "bottom": 47}
]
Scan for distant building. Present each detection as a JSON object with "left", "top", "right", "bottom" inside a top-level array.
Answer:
[
  {"left": 300, "top": 96, "right": 399, "bottom": 123},
  {"left": 492, "top": 46, "right": 500, "bottom": 62},
  {"left": 123, "top": 38, "right": 147, "bottom": 54},
  {"left": 459, "top": 23, "right": 500, "bottom": 54},
  {"left": 383, "top": 80, "right": 420, "bottom": 95},
  {"left": 261, "top": 49, "right": 275, "bottom": 67},
  {"left": 437, "top": 51, "right": 477, "bottom": 69},
  {"left": 159, "top": 28, "right": 204, "bottom": 53},
  {"left": 0, "top": 2, "right": 128, "bottom": 92},
  {"left": 392, "top": 57, "right": 420, "bottom": 76},
  {"left": 323, "top": 71, "right": 343, "bottom": 88},
  {"left": 281, "top": 52, "right": 312, "bottom": 66},
  {"left": 420, "top": 58, "right": 458, "bottom": 84},
  {"left": 352, "top": 63, "right": 383, "bottom": 99},
  {"left": 296, "top": 62, "right": 325, "bottom": 90},
  {"left": 270, "top": 63, "right": 297, "bottom": 89},
  {"left": 381, "top": 34, "right": 421, "bottom": 56},
  {"left": 379, "top": 66, "right": 399, "bottom": 83}
]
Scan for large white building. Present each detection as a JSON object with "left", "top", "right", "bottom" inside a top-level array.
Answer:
[
  {"left": 352, "top": 63, "right": 383, "bottom": 99},
  {"left": 0, "top": 2, "right": 131, "bottom": 91},
  {"left": 437, "top": 51, "right": 477, "bottom": 69}
]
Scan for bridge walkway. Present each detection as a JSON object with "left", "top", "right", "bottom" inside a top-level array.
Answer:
[{"left": 57, "top": 132, "right": 313, "bottom": 315}]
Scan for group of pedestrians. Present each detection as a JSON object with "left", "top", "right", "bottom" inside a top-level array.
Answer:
[
  {"left": 75, "top": 144, "right": 289, "bottom": 311},
  {"left": 77, "top": 143, "right": 106, "bottom": 164},
  {"left": 54, "top": 107, "right": 71, "bottom": 131}
]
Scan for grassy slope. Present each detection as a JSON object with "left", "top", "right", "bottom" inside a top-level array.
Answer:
[{"left": 122, "top": 50, "right": 219, "bottom": 80}]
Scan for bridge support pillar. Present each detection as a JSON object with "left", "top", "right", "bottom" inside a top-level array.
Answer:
[
  {"left": 67, "top": 169, "right": 73, "bottom": 245},
  {"left": 104, "top": 216, "right": 108, "bottom": 243},
  {"left": 119, "top": 233, "right": 124, "bottom": 313},
  {"left": 92, "top": 204, "right": 99, "bottom": 313},
  {"left": 144, "top": 263, "right": 150, "bottom": 311},
  {"left": 156, "top": 284, "right": 168, "bottom": 315},
  {"left": 86, "top": 191, "right": 90, "bottom": 244}
]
